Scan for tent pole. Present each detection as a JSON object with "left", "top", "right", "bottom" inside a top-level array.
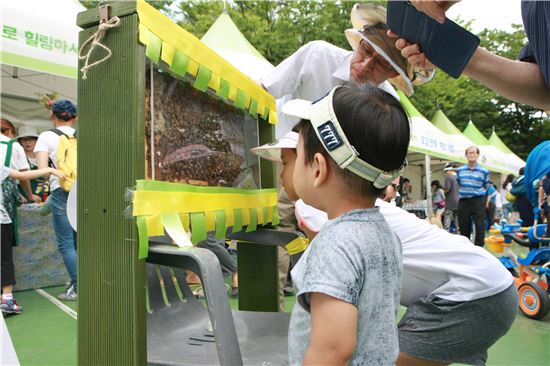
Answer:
[{"left": 425, "top": 154, "right": 433, "bottom": 217}]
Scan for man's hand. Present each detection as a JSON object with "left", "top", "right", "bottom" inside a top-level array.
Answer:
[
  {"left": 409, "top": 0, "right": 460, "bottom": 24},
  {"left": 387, "top": 30, "right": 436, "bottom": 70}
]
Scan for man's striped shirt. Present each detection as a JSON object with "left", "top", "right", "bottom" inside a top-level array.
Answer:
[{"left": 456, "top": 163, "right": 490, "bottom": 199}]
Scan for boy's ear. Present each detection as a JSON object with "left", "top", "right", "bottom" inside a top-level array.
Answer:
[{"left": 312, "top": 152, "right": 329, "bottom": 188}]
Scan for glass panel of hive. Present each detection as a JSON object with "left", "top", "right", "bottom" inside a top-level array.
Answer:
[{"left": 145, "top": 68, "right": 260, "bottom": 189}]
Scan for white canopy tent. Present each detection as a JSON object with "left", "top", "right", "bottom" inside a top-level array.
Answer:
[
  {"left": 1, "top": 0, "right": 84, "bottom": 132},
  {"left": 398, "top": 91, "right": 468, "bottom": 209},
  {"left": 201, "top": 11, "right": 274, "bottom": 82},
  {"left": 488, "top": 129, "right": 525, "bottom": 174}
]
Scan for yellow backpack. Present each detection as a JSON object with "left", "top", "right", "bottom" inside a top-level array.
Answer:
[{"left": 51, "top": 129, "right": 77, "bottom": 191}]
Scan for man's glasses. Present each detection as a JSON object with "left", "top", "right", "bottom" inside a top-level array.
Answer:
[{"left": 358, "top": 40, "right": 398, "bottom": 75}]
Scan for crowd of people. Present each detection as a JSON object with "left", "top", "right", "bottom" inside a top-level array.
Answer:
[{"left": 1, "top": 100, "right": 78, "bottom": 315}]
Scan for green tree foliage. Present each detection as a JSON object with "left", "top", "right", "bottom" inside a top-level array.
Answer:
[
  {"left": 177, "top": 0, "right": 358, "bottom": 65},
  {"left": 79, "top": 0, "right": 174, "bottom": 13}
]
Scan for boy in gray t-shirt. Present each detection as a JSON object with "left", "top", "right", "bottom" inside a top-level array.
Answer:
[{"left": 283, "top": 85, "right": 410, "bottom": 365}]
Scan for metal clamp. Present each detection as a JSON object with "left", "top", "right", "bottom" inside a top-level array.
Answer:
[{"left": 99, "top": 4, "right": 110, "bottom": 24}]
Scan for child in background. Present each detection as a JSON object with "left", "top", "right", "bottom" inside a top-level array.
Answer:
[
  {"left": 1, "top": 166, "right": 65, "bottom": 314},
  {"left": 285, "top": 86, "right": 408, "bottom": 365},
  {"left": 252, "top": 130, "right": 325, "bottom": 241}
]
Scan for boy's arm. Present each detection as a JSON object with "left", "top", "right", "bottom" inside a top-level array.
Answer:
[{"left": 303, "top": 292, "right": 357, "bottom": 366}]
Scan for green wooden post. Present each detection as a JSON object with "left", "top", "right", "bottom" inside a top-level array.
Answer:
[
  {"left": 77, "top": 2, "right": 146, "bottom": 364},
  {"left": 237, "top": 122, "right": 279, "bottom": 312}
]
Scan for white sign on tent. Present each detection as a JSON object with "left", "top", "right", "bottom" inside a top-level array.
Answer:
[
  {"left": 1, "top": 0, "right": 83, "bottom": 131},
  {"left": 1, "top": 0, "right": 83, "bottom": 78}
]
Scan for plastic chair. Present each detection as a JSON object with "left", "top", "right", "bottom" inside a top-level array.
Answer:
[{"left": 146, "top": 237, "right": 290, "bottom": 366}]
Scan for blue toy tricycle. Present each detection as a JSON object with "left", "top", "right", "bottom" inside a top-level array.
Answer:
[{"left": 492, "top": 217, "right": 550, "bottom": 320}]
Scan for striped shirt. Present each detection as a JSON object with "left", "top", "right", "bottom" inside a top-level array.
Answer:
[
  {"left": 520, "top": 1, "right": 550, "bottom": 89},
  {"left": 456, "top": 163, "right": 490, "bottom": 199}
]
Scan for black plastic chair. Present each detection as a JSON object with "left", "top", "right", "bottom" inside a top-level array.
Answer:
[{"left": 146, "top": 235, "right": 291, "bottom": 366}]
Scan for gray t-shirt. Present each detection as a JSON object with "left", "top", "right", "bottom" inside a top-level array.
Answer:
[
  {"left": 444, "top": 175, "right": 460, "bottom": 210},
  {"left": 288, "top": 208, "right": 402, "bottom": 366}
]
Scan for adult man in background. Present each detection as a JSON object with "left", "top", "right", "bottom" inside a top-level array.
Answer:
[
  {"left": 262, "top": 3, "right": 432, "bottom": 139},
  {"left": 442, "top": 162, "right": 459, "bottom": 233},
  {"left": 456, "top": 146, "right": 490, "bottom": 246}
]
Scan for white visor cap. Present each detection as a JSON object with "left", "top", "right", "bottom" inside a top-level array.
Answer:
[
  {"left": 281, "top": 86, "right": 406, "bottom": 189},
  {"left": 250, "top": 131, "right": 299, "bottom": 162}
]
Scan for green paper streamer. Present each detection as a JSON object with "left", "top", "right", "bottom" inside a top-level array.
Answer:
[
  {"left": 162, "top": 213, "right": 192, "bottom": 247},
  {"left": 215, "top": 210, "right": 227, "bottom": 239},
  {"left": 271, "top": 206, "right": 280, "bottom": 226},
  {"left": 262, "top": 207, "right": 268, "bottom": 225},
  {"left": 137, "top": 216, "right": 149, "bottom": 259},
  {"left": 216, "top": 79, "right": 231, "bottom": 100},
  {"left": 248, "top": 99, "right": 258, "bottom": 116},
  {"left": 169, "top": 50, "right": 189, "bottom": 77},
  {"left": 233, "top": 208, "right": 243, "bottom": 233},
  {"left": 261, "top": 106, "right": 270, "bottom": 121},
  {"left": 246, "top": 208, "right": 257, "bottom": 232},
  {"left": 190, "top": 212, "right": 207, "bottom": 243},
  {"left": 145, "top": 30, "right": 161, "bottom": 64},
  {"left": 234, "top": 89, "right": 247, "bottom": 109},
  {"left": 193, "top": 65, "right": 212, "bottom": 92}
]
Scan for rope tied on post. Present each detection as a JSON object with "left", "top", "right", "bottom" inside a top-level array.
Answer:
[{"left": 78, "top": 16, "right": 121, "bottom": 80}]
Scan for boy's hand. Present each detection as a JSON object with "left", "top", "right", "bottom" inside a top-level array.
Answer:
[{"left": 303, "top": 292, "right": 357, "bottom": 366}]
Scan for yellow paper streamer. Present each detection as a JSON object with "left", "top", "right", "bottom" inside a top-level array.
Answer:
[
  {"left": 133, "top": 190, "right": 277, "bottom": 216},
  {"left": 136, "top": 0, "right": 277, "bottom": 124}
]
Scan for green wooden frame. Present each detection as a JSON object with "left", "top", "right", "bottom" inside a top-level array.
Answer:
[{"left": 77, "top": 2, "right": 278, "bottom": 363}]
